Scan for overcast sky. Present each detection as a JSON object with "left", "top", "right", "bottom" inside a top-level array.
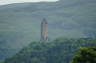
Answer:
[{"left": 0, "top": 0, "right": 59, "bottom": 5}]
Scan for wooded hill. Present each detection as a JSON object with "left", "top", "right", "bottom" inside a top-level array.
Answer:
[{"left": 4, "top": 38, "right": 96, "bottom": 63}]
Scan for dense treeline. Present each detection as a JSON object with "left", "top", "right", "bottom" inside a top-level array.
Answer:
[
  {"left": 71, "top": 47, "right": 96, "bottom": 63},
  {"left": 4, "top": 38, "right": 96, "bottom": 63}
]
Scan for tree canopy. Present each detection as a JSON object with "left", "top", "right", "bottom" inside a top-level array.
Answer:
[
  {"left": 4, "top": 38, "right": 96, "bottom": 63},
  {"left": 71, "top": 47, "right": 96, "bottom": 63}
]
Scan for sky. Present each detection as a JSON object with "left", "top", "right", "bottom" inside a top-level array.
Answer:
[{"left": 0, "top": 0, "right": 59, "bottom": 5}]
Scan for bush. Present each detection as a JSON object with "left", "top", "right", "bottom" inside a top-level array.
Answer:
[{"left": 71, "top": 47, "right": 96, "bottom": 63}]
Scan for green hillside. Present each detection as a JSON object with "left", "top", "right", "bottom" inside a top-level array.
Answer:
[
  {"left": 0, "top": 0, "right": 96, "bottom": 60},
  {"left": 4, "top": 38, "right": 96, "bottom": 63}
]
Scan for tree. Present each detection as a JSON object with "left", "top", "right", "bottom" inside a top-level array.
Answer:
[{"left": 71, "top": 47, "right": 96, "bottom": 63}]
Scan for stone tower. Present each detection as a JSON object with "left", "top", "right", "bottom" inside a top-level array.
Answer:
[{"left": 41, "top": 18, "right": 48, "bottom": 41}]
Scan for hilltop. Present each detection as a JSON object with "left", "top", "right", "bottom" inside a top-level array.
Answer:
[{"left": 4, "top": 38, "right": 96, "bottom": 63}]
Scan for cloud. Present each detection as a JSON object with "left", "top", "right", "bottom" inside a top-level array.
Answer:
[{"left": 0, "top": 0, "right": 59, "bottom": 5}]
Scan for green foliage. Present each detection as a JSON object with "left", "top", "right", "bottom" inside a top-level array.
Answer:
[
  {"left": 71, "top": 47, "right": 96, "bottom": 63},
  {"left": 4, "top": 38, "right": 96, "bottom": 63}
]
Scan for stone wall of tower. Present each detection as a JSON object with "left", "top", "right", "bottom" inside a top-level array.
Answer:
[{"left": 41, "top": 18, "right": 48, "bottom": 41}]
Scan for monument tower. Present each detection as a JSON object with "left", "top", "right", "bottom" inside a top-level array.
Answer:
[{"left": 41, "top": 18, "right": 48, "bottom": 41}]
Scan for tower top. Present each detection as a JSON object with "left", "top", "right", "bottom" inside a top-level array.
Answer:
[{"left": 42, "top": 18, "right": 48, "bottom": 24}]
